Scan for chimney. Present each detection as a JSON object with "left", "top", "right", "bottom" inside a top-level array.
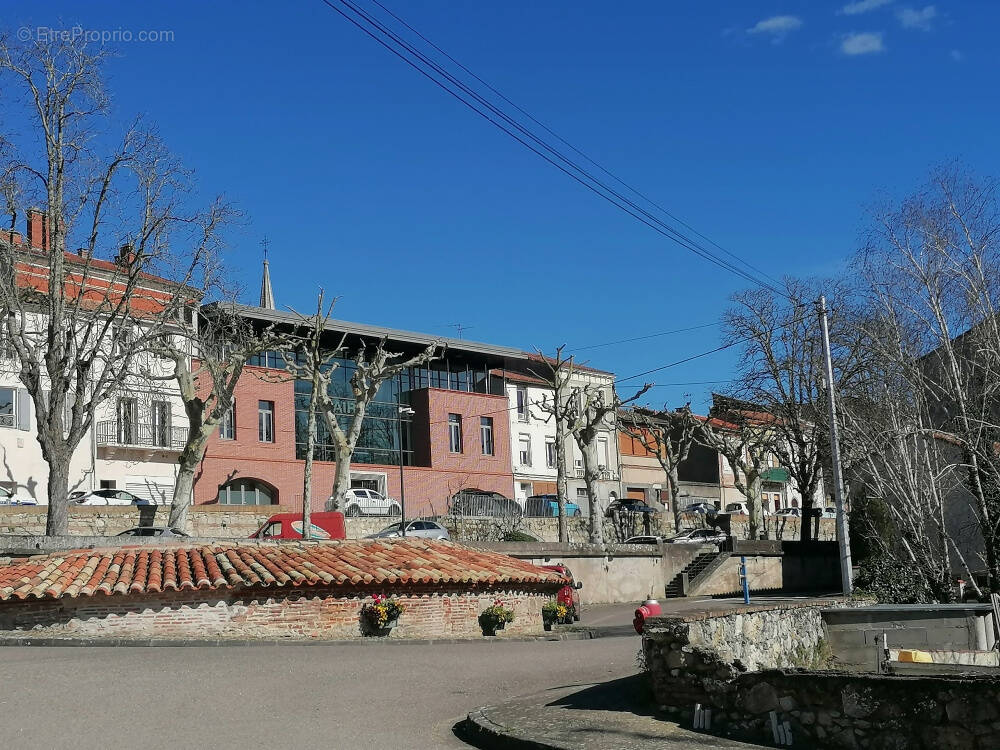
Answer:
[
  {"left": 26, "top": 208, "right": 48, "bottom": 251},
  {"left": 116, "top": 244, "right": 137, "bottom": 268},
  {"left": 1, "top": 230, "right": 22, "bottom": 247}
]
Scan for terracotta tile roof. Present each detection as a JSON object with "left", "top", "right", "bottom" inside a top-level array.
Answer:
[{"left": 0, "top": 539, "right": 568, "bottom": 601}]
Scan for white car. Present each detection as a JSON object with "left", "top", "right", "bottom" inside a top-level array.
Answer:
[
  {"left": 342, "top": 488, "right": 400, "bottom": 517},
  {"left": 821, "top": 507, "right": 839, "bottom": 519},
  {"left": 365, "top": 520, "right": 450, "bottom": 540},
  {"left": 69, "top": 489, "right": 156, "bottom": 506},
  {"left": 724, "top": 502, "right": 771, "bottom": 517},
  {"left": 776, "top": 507, "right": 801, "bottom": 518},
  {"left": 0, "top": 486, "right": 37, "bottom": 505}
]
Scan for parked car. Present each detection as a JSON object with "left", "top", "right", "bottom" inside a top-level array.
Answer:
[
  {"left": 365, "top": 520, "right": 450, "bottom": 540},
  {"left": 624, "top": 535, "right": 665, "bottom": 545},
  {"left": 666, "top": 528, "right": 728, "bottom": 545},
  {"left": 821, "top": 507, "right": 838, "bottom": 519},
  {"left": 540, "top": 563, "right": 583, "bottom": 621},
  {"left": 776, "top": 507, "right": 801, "bottom": 518},
  {"left": 524, "top": 494, "right": 582, "bottom": 518},
  {"left": 250, "top": 512, "right": 347, "bottom": 540},
  {"left": 70, "top": 489, "right": 155, "bottom": 506},
  {"left": 342, "top": 488, "right": 400, "bottom": 517},
  {"left": 724, "top": 502, "right": 771, "bottom": 517},
  {"left": 117, "top": 526, "right": 189, "bottom": 538},
  {"left": 449, "top": 490, "right": 522, "bottom": 518},
  {"left": 0, "top": 486, "right": 37, "bottom": 505},
  {"left": 683, "top": 502, "right": 717, "bottom": 515}
]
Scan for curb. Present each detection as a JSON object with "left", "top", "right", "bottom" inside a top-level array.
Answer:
[
  {"left": 459, "top": 706, "right": 564, "bottom": 750},
  {"left": 0, "top": 626, "right": 631, "bottom": 648}
]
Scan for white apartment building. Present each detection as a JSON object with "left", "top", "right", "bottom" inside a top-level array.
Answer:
[
  {"left": 504, "top": 363, "right": 621, "bottom": 515},
  {"left": 0, "top": 215, "right": 192, "bottom": 505}
]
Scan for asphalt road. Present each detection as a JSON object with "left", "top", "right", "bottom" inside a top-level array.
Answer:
[{"left": 0, "top": 634, "right": 642, "bottom": 750}]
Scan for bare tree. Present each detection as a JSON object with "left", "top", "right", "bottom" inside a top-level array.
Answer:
[
  {"left": 621, "top": 404, "right": 698, "bottom": 533},
  {"left": 275, "top": 292, "right": 346, "bottom": 539},
  {"left": 697, "top": 410, "right": 772, "bottom": 540},
  {"left": 150, "top": 308, "right": 283, "bottom": 531},
  {"left": 564, "top": 381, "right": 651, "bottom": 544},
  {"left": 847, "top": 164, "right": 1000, "bottom": 590},
  {"left": 0, "top": 37, "right": 227, "bottom": 534},
  {"left": 528, "top": 346, "right": 576, "bottom": 543},
  {"left": 314, "top": 337, "right": 441, "bottom": 511}
]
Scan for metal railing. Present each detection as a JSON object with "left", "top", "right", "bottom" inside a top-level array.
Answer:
[{"left": 96, "top": 420, "right": 187, "bottom": 450}]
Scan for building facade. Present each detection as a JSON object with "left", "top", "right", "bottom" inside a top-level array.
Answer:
[
  {"left": 193, "top": 304, "right": 529, "bottom": 516},
  {"left": 0, "top": 210, "right": 191, "bottom": 504},
  {"left": 502, "top": 362, "right": 621, "bottom": 514}
]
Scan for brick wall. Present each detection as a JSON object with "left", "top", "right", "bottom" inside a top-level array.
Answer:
[{"left": 0, "top": 584, "right": 551, "bottom": 640}]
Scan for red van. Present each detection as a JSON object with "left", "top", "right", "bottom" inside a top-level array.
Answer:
[{"left": 249, "top": 512, "right": 347, "bottom": 541}]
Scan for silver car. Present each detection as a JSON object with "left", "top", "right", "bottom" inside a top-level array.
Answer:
[
  {"left": 666, "top": 528, "right": 728, "bottom": 545},
  {"left": 117, "top": 527, "right": 189, "bottom": 538},
  {"left": 365, "top": 520, "right": 450, "bottom": 540}
]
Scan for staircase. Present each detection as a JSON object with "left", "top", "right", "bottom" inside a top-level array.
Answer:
[{"left": 664, "top": 549, "right": 729, "bottom": 598}]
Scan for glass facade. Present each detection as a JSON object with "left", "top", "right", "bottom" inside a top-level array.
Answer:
[{"left": 293, "top": 358, "right": 413, "bottom": 466}]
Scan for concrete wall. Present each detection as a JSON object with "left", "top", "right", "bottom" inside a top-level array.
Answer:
[
  {"left": 823, "top": 604, "right": 997, "bottom": 671},
  {"left": 694, "top": 555, "right": 783, "bottom": 597},
  {"left": 469, "top": 541, "right": 703, "bottom": 605}
]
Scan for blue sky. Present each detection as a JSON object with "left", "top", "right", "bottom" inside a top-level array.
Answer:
[{"left": 4, "top": 2, "right": 997, "bottom": 411}]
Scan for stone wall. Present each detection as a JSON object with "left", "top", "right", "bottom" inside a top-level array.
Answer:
[
  {"left": 643, "top": 602, "right": 1000, "bottom": 748},
  {"left": 0, "top": 584, "right": 549, "bottom": 640}
]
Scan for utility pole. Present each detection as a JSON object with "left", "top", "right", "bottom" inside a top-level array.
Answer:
[{"left": 818, "top": 295, "right": 852, "bottom": 595}]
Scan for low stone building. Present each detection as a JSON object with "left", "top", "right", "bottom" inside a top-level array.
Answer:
[{"left": 0, "top": 539, "right": 565, "bottom": 640}]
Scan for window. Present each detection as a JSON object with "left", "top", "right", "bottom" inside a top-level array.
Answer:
[
  {"left": 117, "top": 397, "right": 137, "bottom": 444},
  {"left": 576, "top": 487, "right": 588, "bottom": 499},
  {"left": 258, "top": 400, "right": 275, "bottom": 443},
  {"left": 151, "top": 401, "right": 170, "bottom": 447},
  {"left": 99, "top": 479, "right": 116, "bottom": 490},
  {"left": 219, "top": 400, "right": 235, "bottom": 440},
  {"left": 218, "top": 478, "right": 275, "bottom": 506},
  {"left": 518, "top": 434, "right": 532, "bottom": 466},
  {"left": 545, "top": 439, "right": 557, "bottom": 469},
  {"left": 516, "top": 387, "right": 528, "bottom": 422},
  {"left": 480, "top": 417, "right": 494, "bottom": 456},
  {"left": 597, "top": 436, "right": 610, "bottom": 469},
  {"left": 448, "top": 414, "right": 463, "bottom": 453},
  {"left": 0, "top": 387, "right": 14, "bottom": 428}
]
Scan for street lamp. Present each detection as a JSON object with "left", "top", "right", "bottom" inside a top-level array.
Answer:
[{"left": 398, "top": 404, "right": 415, "bottom": 537}]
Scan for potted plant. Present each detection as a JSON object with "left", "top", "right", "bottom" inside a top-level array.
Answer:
[
  {"left": 360, "top": 593, "right": 405, "bottom": 636},
  {"left": 541, "top": 600, "right": 567, "bottom": 631},
  {"left": 479, "top": 598, "right": 515, "bottom": 636},
  {"left": 560, "top": 604, "right": 576, "bottom": 624}
]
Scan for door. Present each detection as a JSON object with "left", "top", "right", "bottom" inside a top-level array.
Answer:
[
  {"left": 118, "top": 397, "right": 137, "bottom": 444},
  {"left": 151, "top": 401, "right": 170, "bottom": 447}
]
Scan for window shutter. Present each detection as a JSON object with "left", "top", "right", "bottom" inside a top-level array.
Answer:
[{"left": 16, "top": 388, "right": 30, "bottom": 431}]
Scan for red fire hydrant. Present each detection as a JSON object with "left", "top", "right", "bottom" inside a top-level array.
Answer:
[{"left": 633, "top": 598, "right": 662, "bottom": 634}]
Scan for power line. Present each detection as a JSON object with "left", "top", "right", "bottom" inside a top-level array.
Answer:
[
  {"left": 573, "top": 321, "right": 721, "bottom": 351},
  {"left": 320, "top": 0, "right": 796, "bottom": 303},
  {"left": 367, "top": 0, "right": 786, "bottom": 293}
]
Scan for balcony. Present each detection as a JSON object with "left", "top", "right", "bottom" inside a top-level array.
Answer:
[{"left": 96, "top": 421, "right": 188, "bottom": 451}]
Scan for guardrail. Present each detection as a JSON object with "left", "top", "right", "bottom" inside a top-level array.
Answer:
[{"left": 96, "top": 421, "right": 188, "bottom": 450}]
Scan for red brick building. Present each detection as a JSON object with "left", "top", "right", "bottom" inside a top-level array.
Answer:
[{"left": 193, "top": 304, "right": 535, "bottom": 516}]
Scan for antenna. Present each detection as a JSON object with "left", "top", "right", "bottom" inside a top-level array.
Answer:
[
  {"left": 448, "top": 323, "right": 473, "bottom": 339},
  {"left": 261, "top": 236, "right": 270, "bottom": 260}
]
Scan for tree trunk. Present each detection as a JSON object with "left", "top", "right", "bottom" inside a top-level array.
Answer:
[
  {"left": 169, "top": 465, "right": 197, "bottom": 531},
  {"left": 581, "top": 442, "right": 603, "bottom": 544},
  {"left": 555, "top": 410, "right": 569, "bottom": 544},
  {"left": 44, "top": 458, "right": 70, "bottom": 536},
  {"left": 301, "top": 375, "right": 320, "bottom": 539},
  {"left": 668, "top": 473, "right": 682, "bottom": 534},
  {"left": 746, "top": 474, "right": 762, "bottom": 540},
  {"left": 328, "top": 442, "right": 353, "bottom": 511}
]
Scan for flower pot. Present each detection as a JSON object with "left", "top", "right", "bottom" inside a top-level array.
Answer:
[
  {"left": 543, "top": 621, "right": 553, "bottom": 632},
  {"left": 384, "top": 617, "right": 399, "bottom": 630},
  {"left": 482, "top": 626, "right": 497, "bottom": 637},
  {"left": 497, "top": 621, "right": 506, "bottom": 631}
]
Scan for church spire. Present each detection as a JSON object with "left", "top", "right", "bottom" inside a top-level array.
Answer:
[{"left": 259, "top": 237, "right": 275, "bottom": 310}]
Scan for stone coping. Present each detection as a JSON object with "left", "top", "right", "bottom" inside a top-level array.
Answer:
[
  {"left": 821, "top": 602, "right": 993, "bottom": 613},
  {"left": 646, "top": 597, "right": 845, "bottom": 624},
  {"left": 465, "top": 541, "right": 683, "bottom": 558}
]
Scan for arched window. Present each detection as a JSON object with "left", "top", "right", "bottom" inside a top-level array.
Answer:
[{"left": 217, "top": 478, "right": 276, "bottom": 506}]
